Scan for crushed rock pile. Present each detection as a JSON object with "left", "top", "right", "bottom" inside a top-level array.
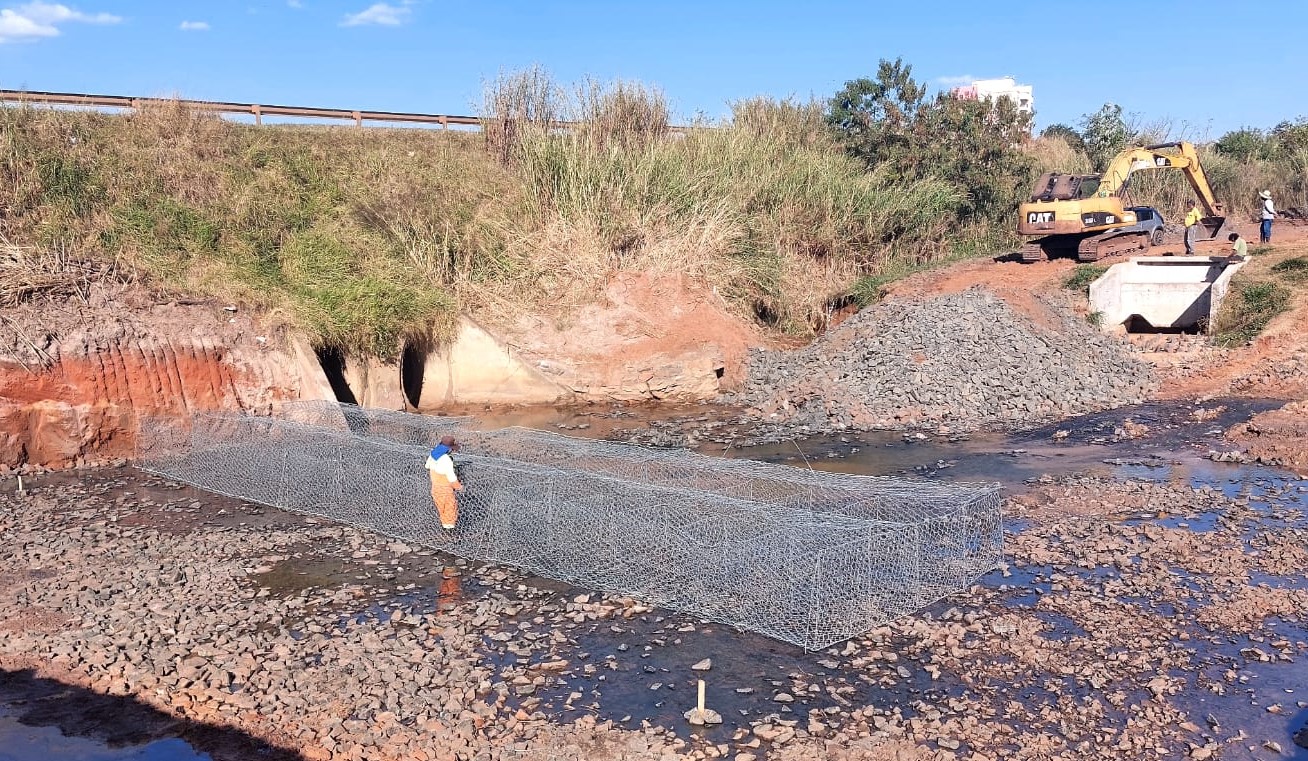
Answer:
[{"left": 737, "top": 288, "right": 1155, "bottom": 433}]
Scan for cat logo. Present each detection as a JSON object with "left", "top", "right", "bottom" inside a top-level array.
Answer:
[
  {"left": 1154, "top": 156, "right": 1171, "bottom": 167},
  {"left": 1027, "top": 211, "right": 1054, "bottom": 224}
]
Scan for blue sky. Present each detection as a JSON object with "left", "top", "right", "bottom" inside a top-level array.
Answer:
[{"left": 1, "top": 0, "right": 1305, "bottom": 136}]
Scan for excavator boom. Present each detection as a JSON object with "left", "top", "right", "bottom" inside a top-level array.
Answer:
[{"left": 1100, "top": 141, "right": 1223, "bottom": 217}]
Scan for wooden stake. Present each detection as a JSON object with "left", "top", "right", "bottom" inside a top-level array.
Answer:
[{"left": 697, "top": 679, "right": 705, "bottom": 712}]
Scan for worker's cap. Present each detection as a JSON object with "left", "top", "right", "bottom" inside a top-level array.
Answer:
[
  {"left": 439, "top": 435, "right": 460, "bottom": 451},
  {"left": 1260, "top": 190, "right": 1272, "bottom": 200}
]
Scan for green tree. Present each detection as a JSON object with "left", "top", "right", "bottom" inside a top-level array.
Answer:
[
  {"left": 1215, "top": 127, "right": 1270, "bottom": 161},
  {"left": 912, "top": 94, "right": 1033, "bottom": 220},
  {"left": 1040, "top": 123, "right": 1086, "bottom": 155},
  {"left": 825, "top": 58, "right": 926, "bottom": 169},
  {"left": 1080, "top": 103, "right": 1134, "bottom": 172},
  {"left": 1270, "top": 118, "right": 1308, "bottom": 166},
  {"left": 825, "top": 58, "right": 1033, "bottom": 226}
]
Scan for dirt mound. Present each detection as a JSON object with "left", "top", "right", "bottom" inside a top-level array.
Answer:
[
  {"left": 735, "top": 288, "right": 1154, "bottom": 433},
  {"left": 1226, "top": 400, "right": 1308, "bottom": 470}
]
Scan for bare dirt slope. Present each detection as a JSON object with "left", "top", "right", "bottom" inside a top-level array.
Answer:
[
  {"left": 498, "top": 271, "right": 762, "bottom": 401},
  {"left": 0, "top": 283, "right": 325, "bottom": 469}
]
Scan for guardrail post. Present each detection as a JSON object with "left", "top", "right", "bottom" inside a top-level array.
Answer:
[
  {"left": 352, "top": 110, "right": 362, "bottom": 128},
  {"left": 252, "top": 104, "right": 262, "bottom": 125}
]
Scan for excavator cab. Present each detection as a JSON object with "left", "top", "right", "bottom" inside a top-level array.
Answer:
[{"left": 1029, "top": 173, "right": 1101, "bottom": 203}]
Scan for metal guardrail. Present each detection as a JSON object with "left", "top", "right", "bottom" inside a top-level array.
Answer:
[{"left": 0, "top": 89, "right": 483, "bottom": 128}]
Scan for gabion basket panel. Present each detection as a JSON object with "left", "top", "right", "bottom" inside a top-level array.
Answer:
[{"left": 141, "top": 406, "right": 1003, "bottom": 650}]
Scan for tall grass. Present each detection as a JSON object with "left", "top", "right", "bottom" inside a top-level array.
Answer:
[
  {"left": 1021, "top": 135, "right": 1093, "bottom": 176},
  {"left": 484, "top": 74, "right": 966, "bottom": 331},
  {"left": 2, "top": 71, "right": 1007, "bottom": 355},
  {"left": 1, "top": 103, "right": 494, "bottom": 356}
]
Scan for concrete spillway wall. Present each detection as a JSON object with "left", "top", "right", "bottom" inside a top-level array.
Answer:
[{"left": 1089, "top": 256, "right": 1246, "bottom": 333}]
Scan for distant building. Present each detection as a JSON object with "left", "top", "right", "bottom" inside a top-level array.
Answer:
[{"left": 950, "top": 77, "right": 1034, "bottom": 119}]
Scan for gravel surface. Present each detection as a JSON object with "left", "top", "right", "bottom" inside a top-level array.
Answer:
[
  {"left": 2, "top": 462, "right": 1307, "bottom": 760},
  {"left": 733, "top": 288, "right": 1155, "bottom": 438}
]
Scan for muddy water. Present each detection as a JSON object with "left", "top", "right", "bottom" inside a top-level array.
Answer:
[
  {"left": 732, "top": 399, "right": 1282, "bottom": 484},
  {"left": 459, "top": 397, "right": 1285, "bottom": 489}
]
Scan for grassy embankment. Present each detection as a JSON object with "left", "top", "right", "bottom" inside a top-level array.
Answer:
[
  {"left": 1, "top": 74, "right": 1005, "bottom": 360},
  {"left": 1211, "top": 245, "right": 1308, "bottom": 346}
]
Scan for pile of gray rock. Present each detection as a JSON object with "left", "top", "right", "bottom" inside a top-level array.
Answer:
[{"left": 735, "top": 288, "right": 1155, "bottom": 433}]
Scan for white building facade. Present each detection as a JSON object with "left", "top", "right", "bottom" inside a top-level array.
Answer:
[{"left": 950, "top": 77, "right": 1034, "bottom": 117}]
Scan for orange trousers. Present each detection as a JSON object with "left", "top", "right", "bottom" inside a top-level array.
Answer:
[{"left": 429, "top": 472, "right": 459, "bottom": 527}]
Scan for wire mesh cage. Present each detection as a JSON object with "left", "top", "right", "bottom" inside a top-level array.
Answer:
[{"left": 140, "top": 402, "right": 1003, "bottom": 650}]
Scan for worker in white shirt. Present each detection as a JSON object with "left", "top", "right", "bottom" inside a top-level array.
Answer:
[
  {"left": 425, "top": 436, "right": 463, "bottom": 529},
  {"left": 1259, "top": 190, "right": 1276, "bottom": 244}
]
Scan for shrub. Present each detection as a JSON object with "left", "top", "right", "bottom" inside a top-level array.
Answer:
[{"left": 1062, "top": 264, "right": 1108, "bottom": 293}]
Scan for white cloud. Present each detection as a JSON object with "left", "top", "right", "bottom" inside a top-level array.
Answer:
[
  {"left": 935, "top": 74, "right": 976, "bottom": 88},
  {"left": 341, "top": 2, "right": 410, "bottom": 27},
  {"left": 178, "top": 19, "right": 208, "bottom": 31},
  {"left": 0, "top": 2, "right": 120, "bottom": 43},
  {"left": 287, "top": 0, "right": 303, "bottom": 7}
]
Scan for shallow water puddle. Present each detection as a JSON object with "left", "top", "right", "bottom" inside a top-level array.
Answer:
[{"left": 0, "top": 715, "right": 210, "bottom": 761}]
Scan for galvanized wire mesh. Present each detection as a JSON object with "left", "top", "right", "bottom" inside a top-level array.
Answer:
[{"left": 141, "top": 402, "right": 1002, "bottom": 649}]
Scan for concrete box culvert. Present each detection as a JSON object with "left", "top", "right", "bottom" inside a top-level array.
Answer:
[{"left": 1089, "top": 255, "right": 1246, "bottom": 333}]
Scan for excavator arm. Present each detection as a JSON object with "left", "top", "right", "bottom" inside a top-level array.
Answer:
[{"left": 1099, "top": 141, "right": 1224, "bottom": 216}]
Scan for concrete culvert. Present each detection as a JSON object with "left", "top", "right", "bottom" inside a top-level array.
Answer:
[
  {"left": 1089, "top": 255, "right": 1246, "bottom": 334},
  {"left": 400, "top": 337, "right": 429, "bottom": 410},
  {"left": 314, "top": 346, "right": 359, "bottom": 405}
]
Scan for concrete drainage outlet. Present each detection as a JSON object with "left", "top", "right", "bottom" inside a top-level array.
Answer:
[{"left": 1089, "top": 255, "right": 1246, "bottom": 334}]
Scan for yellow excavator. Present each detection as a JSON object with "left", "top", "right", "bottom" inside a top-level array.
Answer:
[{"left": 1016, "top": 141, "right": 1230, "bottom": 262}]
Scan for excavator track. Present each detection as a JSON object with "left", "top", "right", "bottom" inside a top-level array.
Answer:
[
  {"left": 1019, "top": 235, "right": 1084, "bottom": 263},
  {"left": 1075, "top": 230, "right": 1149, "bottom": 262},
  {"left": 1017, "top": 241, "right": 1046, "bottom": 263}
]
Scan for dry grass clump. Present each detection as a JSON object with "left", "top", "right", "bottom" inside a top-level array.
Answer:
[
  {"left": 1021, "top": 135, "right": 1093, "bottom": 176},
  {"left": 0, "top": 239, "right": 109, "bottom": 308},
  {"left": 480, "top": 65, "right": 562, "bottom": 168}
]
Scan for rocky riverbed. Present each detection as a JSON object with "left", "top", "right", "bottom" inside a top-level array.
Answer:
[
  {"left": 2, "top": 447, "right": 1307, "bottom": 760},
  {"left": 732, "top": 288, "right": 1154, "bottom": 441}
]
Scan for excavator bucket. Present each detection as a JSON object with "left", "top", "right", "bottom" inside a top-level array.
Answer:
[{"left": 1198, "top": 215, "right": 1232, "bottom": 242}]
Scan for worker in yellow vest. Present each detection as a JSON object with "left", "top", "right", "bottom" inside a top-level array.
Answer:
[{"left": 1183, "top": 200, "right": 1203, "bottom": 255}]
